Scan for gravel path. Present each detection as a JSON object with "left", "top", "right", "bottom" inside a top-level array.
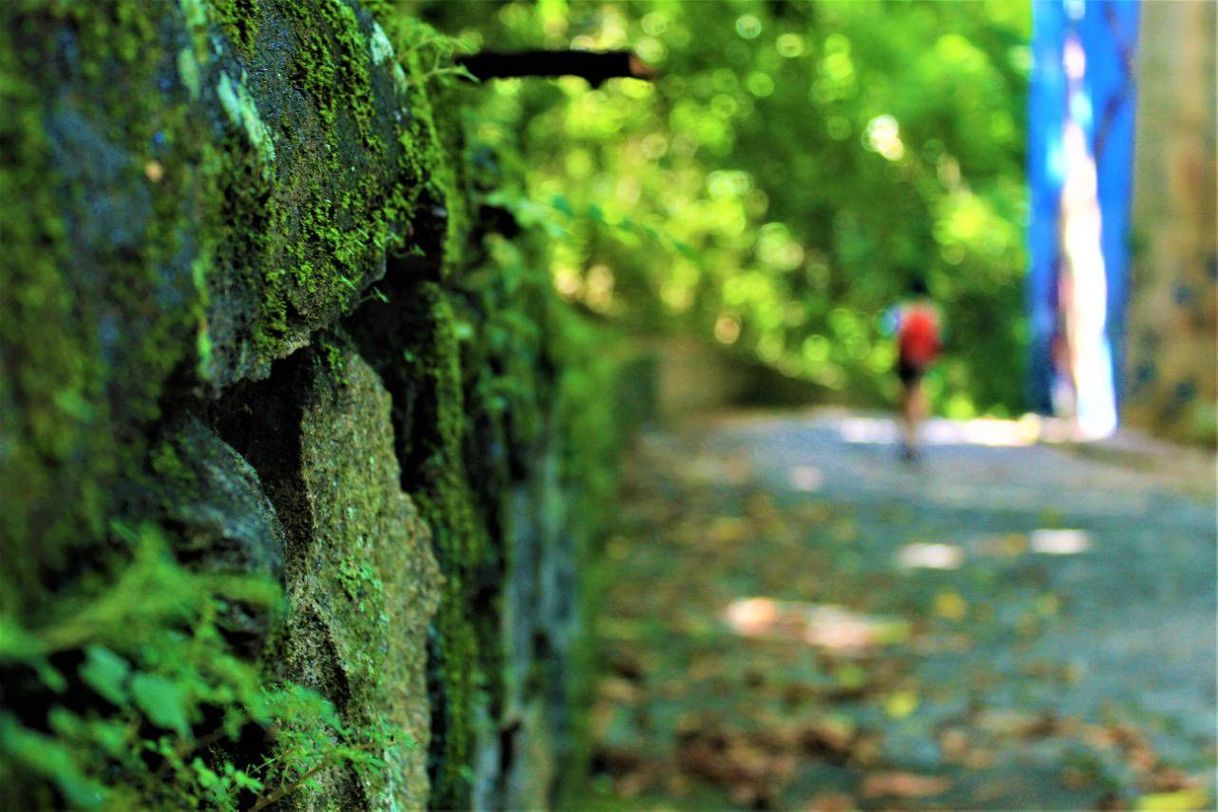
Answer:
[{"left": 587, "top": 410, "right": 1216, "bottom": 810}]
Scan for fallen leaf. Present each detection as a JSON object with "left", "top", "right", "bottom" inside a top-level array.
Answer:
[
  {"left": 797, "top": 716, "right": 857, "bottom": 755},
  {"left": 1062, "top": 765, "right": 1092, "bottom": 789},
  {"left": 938, "top": 728, "right": 968, "bottom": 761},
  {"left": 1145, "top": 767, "right": 1194, "bottom": 793},
  {"left": 832, "top": 519, "right": 859, "bottom": 543},
  {"left": 805, "top": 792, "right": 857, "bottom": 812},
  {"left": 933, "top": 590, "right": 968, "bottom": 621},
  {"left": 834, "top": 663, "right": 868, "bottom": 691},
  {"left": 663, "top": 771, "right": 692, "bottom": 797},
  {"left": 722, "top": 599, "right": 909, "bottom": 653},
  {"left": 795, "top": 502, "right": 833, "bottom": 523},
  {"left": 975, "top": 709, "right": 1058, "bottom": 738},
  {"left": 598, "top": 676, "right": 642, "bottom": 706},
  {"left": 884, "top": 689, "right": 920, "bottom": 720},
  {"left": 1135, "top": 788, "right": 1211, "bottom": 811},
  {"left": 963, "top": 747, "right": 997, "bottom": 770},
  {"left": 1036, "top": 593, "right": 1061, "bottom": 616},
  {"left": 614, "top": 769, "right": 653, "bottom": 798},
  {"left": 861, "top": 771, "right": 951, "bottom": 799},
  {"left": 851, "top": 733, "right": 883, "bottom": 766},
  {"left": 723, "top": 597, "right": 780, "bottom": 636}
]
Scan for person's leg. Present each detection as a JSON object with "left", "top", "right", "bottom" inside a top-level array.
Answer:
[
  {"left": 899, "top": 383, "right": 913, "bottom": 458},
  {"left": 907, "top": 377, "right": 925, "bottom": 456},
  {"left": 899, "top": 369, "right": 924, "bottom": 460}
]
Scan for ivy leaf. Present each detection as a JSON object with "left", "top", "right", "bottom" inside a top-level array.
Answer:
[
  {"left": 33, "top": 659, "right": 68, "bottom": 693},
  {"left": 0, "top": 713, "right": 107, "bottom": 809},
  {"left": 191, "top": 757, "right": 221, "bottom": 790},
  {"left": 80, "top": 645, "right": 130, "bottom": 705},
  {"left": 0, "top": 614, "right": 42, "bottom": 659},
  {"left": 89, "top": 719, "right": 131, "bottom": 759},
  {"left": 130, "top": 673, "right": 190, "bottom": 736}
]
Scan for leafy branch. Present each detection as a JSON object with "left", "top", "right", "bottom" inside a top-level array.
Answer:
[{"left": 484, "top": 189, "right": 701, "bottom": 263}]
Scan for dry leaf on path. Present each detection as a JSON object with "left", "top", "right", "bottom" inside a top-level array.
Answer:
[
  {"left": 723, "top": 598, "right": 909, "bottom": 653},
  {"left": 861, "top": 771, "right": 951, "bottom": 799},
  {"left": 805, "top": 792, "right": 857, "bottom": 812}
]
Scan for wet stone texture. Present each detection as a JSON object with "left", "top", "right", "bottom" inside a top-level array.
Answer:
[
  {"left": 214, "top": 338, "right": 442, "bottom": 808},
  {"left": 1, "top": 2, "right": 612, "bottom": 807},
  {"left": 494, "top": 456, "right": 569, "bottom": 811},
  {"left": 0, "top": 0, "right": 446, "bottom": 592},
  {"left": 152, "top": 413, "right": 286, "bottom": 582},
  {"left": 148, "top": 413, "right": 287, "bottom": 658},
  {"left": 291, "top": 339, "right": 442, "bottom": 809}
]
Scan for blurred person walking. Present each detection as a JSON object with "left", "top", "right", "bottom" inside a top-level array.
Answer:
[{"left": 890, "top": 278, "right": 942, "bottom": 461}]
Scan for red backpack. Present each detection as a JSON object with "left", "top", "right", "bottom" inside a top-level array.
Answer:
[{"left": 898, "top": 307, "right": 941, "bottom": 365}]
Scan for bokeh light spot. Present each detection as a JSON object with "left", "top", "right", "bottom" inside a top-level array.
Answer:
[{"left": 735, "top": 14, "right": 762, "bottom": 40}]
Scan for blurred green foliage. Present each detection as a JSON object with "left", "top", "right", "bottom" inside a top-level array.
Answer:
[{"left": 416, "top": 0, "right": 1030, "bottom": 415}]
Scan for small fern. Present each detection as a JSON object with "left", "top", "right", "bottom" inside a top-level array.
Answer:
[
  {"left": 0, "top": 522, "right": 408, "bottom": 810},
  {"left": 395, "top": 17, "right": 479, "bottom": 88}
]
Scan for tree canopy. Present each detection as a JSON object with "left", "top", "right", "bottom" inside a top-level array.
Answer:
[{"left": 420, "top": 0, "right": 1031, "bottom": 415}]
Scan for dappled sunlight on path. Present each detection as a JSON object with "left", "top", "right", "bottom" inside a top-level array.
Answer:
[
  {"left": 838, "top": 415, "right": 1043, "bottom": 447},
  {"left": 585, "top": 410, "right": 1216, "bottom": 810}
]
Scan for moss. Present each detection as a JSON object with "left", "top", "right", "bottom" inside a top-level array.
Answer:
[
  {"left": 400, "top": 288, "right": 498, "bottom": 811},
  {"left": 347, "top": 277, "right": 502, "bottom": 810},
  {"left": 3, "top": 1, "right": 631, "bottom": 806},
  {"left": 210, "top": 0, "right": 455, "bottom": 377},
  {"left": 0, "top": 0, "right": 218, "bottom": 610},
  {"left": 402, "top": 49, "right": 469, "bottom": 278},
  {"left": 286, "top": 336, "right": 441, "bottom": 808},
  {"left": 0, "top": 0, "right": 455, "bottom": 607},
  {"left": 5, "top": 0, "right": 448, "bottom": 401},
  {"left": 342, "top": 211, "right": 615, "bottom": 810},
  {"left": 208, "top": 0, "right": 260, "bottom": 58},
  {"left": 278, "top": 0, "right": 377, "bottom": 148}
]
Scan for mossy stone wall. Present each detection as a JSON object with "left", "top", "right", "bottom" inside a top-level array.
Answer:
[{"left": 1, "top": 1, "right": 627, "bottom": 807}]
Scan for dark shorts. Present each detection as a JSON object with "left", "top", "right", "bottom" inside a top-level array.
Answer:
[{"left": 897, "top": 357, "right": 928, "bottom": 385}]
